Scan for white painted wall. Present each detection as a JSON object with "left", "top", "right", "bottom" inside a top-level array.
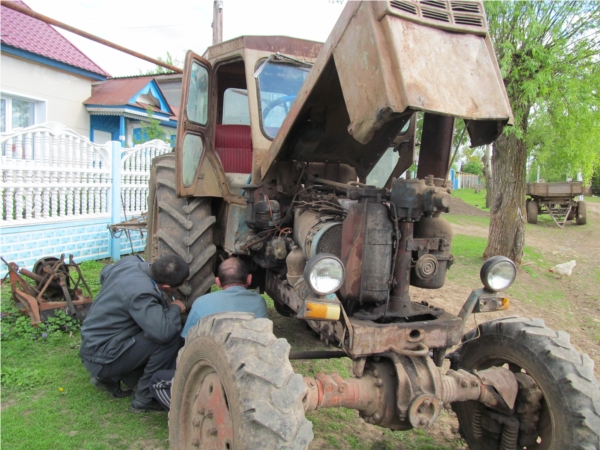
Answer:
[{"left": 1, "top": 54, "right": 93, "bottom": 137}]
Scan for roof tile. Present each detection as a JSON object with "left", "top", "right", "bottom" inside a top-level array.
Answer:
[{"left": 1, "top": 0, "right": 110, "bottom": 77}]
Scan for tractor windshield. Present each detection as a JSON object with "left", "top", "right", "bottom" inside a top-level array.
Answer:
[{"left": 256, "top": 60, "right": 310, "bottom": 139}]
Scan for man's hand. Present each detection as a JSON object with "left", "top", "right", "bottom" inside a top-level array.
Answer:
[{"left": 171, "top": 300, "right": 186, "bottom": 314}]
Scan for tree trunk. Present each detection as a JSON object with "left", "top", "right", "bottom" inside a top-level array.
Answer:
[
  {"left": 483, "top": 133, "right": 527, "bottom": 265},
  {"left": 482, "top": 144, "right": 493, "bottom": 209}
]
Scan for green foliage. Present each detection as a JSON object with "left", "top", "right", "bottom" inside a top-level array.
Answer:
[
  {"left": 1, "top": 303, "right": 81, "bottom": 342},
  {"left": 461, "top": 159, "right": 483, "bottom": 176},
  {"left": 133, "top": 106, "right": 170, "bottom": 145},
  {"left": 485, "top": 0, "right": 600, "bottom": 184},
  {"left": 1, "top": 366, "right": 45, "bottom": 390},
  {"left": 139, "top": 51, "right": 182, "bottom": 75}
]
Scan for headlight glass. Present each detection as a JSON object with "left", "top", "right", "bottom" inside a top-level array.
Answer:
[
  {"left": 480, "top": 256, "right": 516, "bottom": 292},
  {"left": 304, "top": 254, "right": 345, "bottom": 295}
]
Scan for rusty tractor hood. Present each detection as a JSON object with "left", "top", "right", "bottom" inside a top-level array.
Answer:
[{"left": 261, "top": 1, "right": 512, "bottom": 181}]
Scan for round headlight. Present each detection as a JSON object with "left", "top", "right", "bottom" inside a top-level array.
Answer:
[
  {"left": 304, "top": 254, "right": 346, "bottom": 295},
  {"left": 480, "top": 256, "right": 517, "bottom": 292}
]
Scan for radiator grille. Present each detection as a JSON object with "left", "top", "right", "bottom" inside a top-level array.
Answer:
[
  {"left": 388, "top": 0, "right": 486, "bottom": 33},
  {"left": 316, "top": 224, "right": 342, "bottom": 258}
]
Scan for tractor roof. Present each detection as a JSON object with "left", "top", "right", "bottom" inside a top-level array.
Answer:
[{"left": 203, "top": 35, "right": 323, "bottom": 63}]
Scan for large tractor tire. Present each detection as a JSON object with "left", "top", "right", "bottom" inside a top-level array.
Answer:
[
  {"left": 146, "top": 153, "right": 216, "bottom": 307},
  {"left": 453, "top": 317, "right": 600, "bottom": 450},
  {"left": 169, "top": 312, "right": 313, "bottom": 450},
  {"left": 527, "top": 199, "right": 538, "bottom": 224},
  {"left": 576, "top": 200, "right": 587, "bottom": 225}
]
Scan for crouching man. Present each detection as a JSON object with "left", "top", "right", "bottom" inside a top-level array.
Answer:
[
  {"left": 79, "top": 255, "right": 188, "bottom": 412},
  {"left": 150, "top": 257, "right": 267, "bottom": 410}
]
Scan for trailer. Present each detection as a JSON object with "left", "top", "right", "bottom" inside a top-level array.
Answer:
[{"left": 526, "top": 181, "right": 587, "bottom": 227}]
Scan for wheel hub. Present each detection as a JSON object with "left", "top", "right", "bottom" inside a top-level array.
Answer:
[{"left": 191, "top": 373, "right": 233, "bottom": 449}]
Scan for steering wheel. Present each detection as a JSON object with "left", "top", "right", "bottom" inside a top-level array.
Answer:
[{"left": 262, "top": 95, "right": 297, "bottom": 119}]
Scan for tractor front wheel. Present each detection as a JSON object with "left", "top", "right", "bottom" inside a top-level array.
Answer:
[
  {"left": 453, "top": 317, "right": 600, "bottom": 450},
  {"left": 169, "top": 312, "right": 313, "bottom": 450}
]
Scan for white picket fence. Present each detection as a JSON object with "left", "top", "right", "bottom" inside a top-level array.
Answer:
[
  {"left": 0, "top": 122, "right": 171, "bottom": 275},
  {"left": 456, "top": 172, "right": 481, "bottom": 189},
  {"left": 0, "top": 122, "right": 170, "bottom": 225}
]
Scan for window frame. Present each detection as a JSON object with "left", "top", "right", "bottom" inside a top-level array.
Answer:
[{"left": 0, "top": 91, "right": 47, "bottom": 132}]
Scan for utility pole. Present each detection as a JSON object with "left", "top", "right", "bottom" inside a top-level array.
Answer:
[{"left": 212, "top": 0, "right": 223, "bottom": 45}]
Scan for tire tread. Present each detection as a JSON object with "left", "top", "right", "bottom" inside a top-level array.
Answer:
[
  {"left": 170, "top": 313, "right": 313, "bottom": 449},
  {"left": 460, "top": 317, "right": 600, "bottom": 449}
]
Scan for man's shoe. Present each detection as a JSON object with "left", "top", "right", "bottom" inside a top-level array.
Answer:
[
  {"left": 130, "top": 396, "right": 165, "bottom": 413},
  {"left": 90, "top": 377, "right": 133, "bottom": 398}
]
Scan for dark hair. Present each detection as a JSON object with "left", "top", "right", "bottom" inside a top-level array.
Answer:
[
  {"left": 150, "top": 255, "right": 189, "bottom": 287},
  {"left": 217, "top": 258, "right": 249, "bottom": 287}
]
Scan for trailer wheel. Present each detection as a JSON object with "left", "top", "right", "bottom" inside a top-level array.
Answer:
[
  {"left": 146, "top": 153, "right": 216, "bottom": 307},
  {"left": 526, "top": 199, "right": 538, "bottom": 224},
  {"left": 453, "top": 317, "right": 600, "bottom": 450},
  {"left": 576, "top": 201, "right": 587, "bottom": 225},
  {"left": 169, "top": 312, "right": 313, "bottom": 450}
]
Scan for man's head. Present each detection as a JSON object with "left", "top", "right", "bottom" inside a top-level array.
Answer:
[
  {"left": 150, "top": 255, "right": 189, "bottom": 291},
  {"left": 216, "top": 258, "right": 251, "bottom": 289}
]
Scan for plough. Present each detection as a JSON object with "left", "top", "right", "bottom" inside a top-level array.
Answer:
[{"left": 2, "top": 254, "right": 93, "bottom": 325}]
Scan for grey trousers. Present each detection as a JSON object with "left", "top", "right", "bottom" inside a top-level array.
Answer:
[{"left": 83, "top": 330, "right": 180, "bottom": 399}]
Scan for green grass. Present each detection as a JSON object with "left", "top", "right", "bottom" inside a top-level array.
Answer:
[
  {"left": 584, "top": 195, "right": 600, "bottom": 203},
  {"left": 452, "top": 188, "right": 490, "bottom": 211},
  {"left": 1, "top": 336, "right": 169, "bottom": 450}
]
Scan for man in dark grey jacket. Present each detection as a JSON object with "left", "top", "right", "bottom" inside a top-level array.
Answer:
[{"left": 80, "top": 255, "right": 188, "bottom": 412}]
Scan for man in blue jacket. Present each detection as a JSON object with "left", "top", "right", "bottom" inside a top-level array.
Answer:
[{"left": 79, "top": 255, "right": 188, "bottom": 412}]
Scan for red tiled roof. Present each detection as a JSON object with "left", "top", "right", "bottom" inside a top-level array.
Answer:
[
  {"left": 1, "top": 1, "right": 110, "bottom": 77},
  {"left": 85, "top": 77, "right": 157, "bottom": 106}
]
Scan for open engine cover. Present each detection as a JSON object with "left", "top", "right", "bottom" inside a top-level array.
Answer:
[{"left": 261, "top": 1, "right": 513, "bottom": 181}]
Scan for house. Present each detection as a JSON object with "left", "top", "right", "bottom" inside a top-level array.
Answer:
[
  {"left": 84, "top": 76, "right": 178, "bottom": 146},
  {"left": 1, "top": 0, "right": 110, "bottom": 137}
]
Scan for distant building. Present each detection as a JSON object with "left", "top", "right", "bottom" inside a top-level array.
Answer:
[
  {"left": 85, "top": 76, "right": 177, "bottom": 146},
  {"left": 1, "top": 0, "right": 110, "bottom": 137}
]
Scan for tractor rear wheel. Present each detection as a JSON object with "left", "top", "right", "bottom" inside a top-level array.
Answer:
[
  {"left": 527, "top": 199, "right": 538, "bottom": 224},
  {"left": 146, "top": 153, "right": 216, "bottom": 307},
  {"left": 169, "top": 312, "right": 313, "bottom": 449},
  {"left": 576, "top": 200, "right": 587, "bottom": 225},
  {"left": 453, "top": 317, "right": 600, "bottom": 450}
]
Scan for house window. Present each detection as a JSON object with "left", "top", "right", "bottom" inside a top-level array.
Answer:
[{"left": 1, "top": 94, "right": 46, "bottom": 132}]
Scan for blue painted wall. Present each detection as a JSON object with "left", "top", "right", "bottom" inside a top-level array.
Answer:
[
  {"left": 0, "top": 216, "right": 146, "bottom": 278},
  {"left": 90, "top": 115, "right": 120, "bottom": 141}
]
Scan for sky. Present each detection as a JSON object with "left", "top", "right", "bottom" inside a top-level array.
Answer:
[{"left": 24, "top": 0, "right": 346, "bottom": 77}]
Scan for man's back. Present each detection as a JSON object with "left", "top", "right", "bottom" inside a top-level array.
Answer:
[{"left": 181, "top": 286, "right": 267, "bottom": 337}]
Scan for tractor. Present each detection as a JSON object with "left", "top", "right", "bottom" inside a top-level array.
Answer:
[{"left": 145, "top": 1, "right": 600, "bottom": 448}]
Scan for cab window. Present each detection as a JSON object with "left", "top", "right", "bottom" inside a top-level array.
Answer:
[{"left": 256, "top": 60, "right": 309, "bottom": 139}]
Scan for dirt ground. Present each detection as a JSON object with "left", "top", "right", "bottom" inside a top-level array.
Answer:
[
  {"left": 437, "top": 198, "right": 600, "bottom": 376},
  {"left": 272, "top": 198, "right": 600, "bottom": 449}
]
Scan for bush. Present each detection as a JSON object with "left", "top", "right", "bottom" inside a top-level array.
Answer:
[{"left": 1, "top": 304, "right": 81, "bottom": 342}]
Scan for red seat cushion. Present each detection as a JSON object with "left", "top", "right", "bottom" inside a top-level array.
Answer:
[{"left": 215, "top": 124, "right": 252, "bottom": 173}]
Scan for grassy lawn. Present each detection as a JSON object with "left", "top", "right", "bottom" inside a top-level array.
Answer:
[
  {"left": 585, "top": 194, "right": 600, "bottom": 203},
  {"left": 451, "top": 188, "right": 490, "bottom": 211}
]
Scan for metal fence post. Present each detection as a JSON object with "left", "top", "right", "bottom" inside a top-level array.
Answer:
[{"left": 110, "top": 141, "right": 122, "bottom": 261}]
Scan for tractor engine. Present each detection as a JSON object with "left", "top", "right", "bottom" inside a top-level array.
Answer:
[{"left": 244, "top": 175, "right": 453, "bottom": 322}]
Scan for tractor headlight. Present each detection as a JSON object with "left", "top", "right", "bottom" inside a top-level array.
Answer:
[
  {"left": 480, "top": 256, "right": 516, "bottom": 292},
  {"left": 304, "top": 254, "right": 346, "bottom": 295}
]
